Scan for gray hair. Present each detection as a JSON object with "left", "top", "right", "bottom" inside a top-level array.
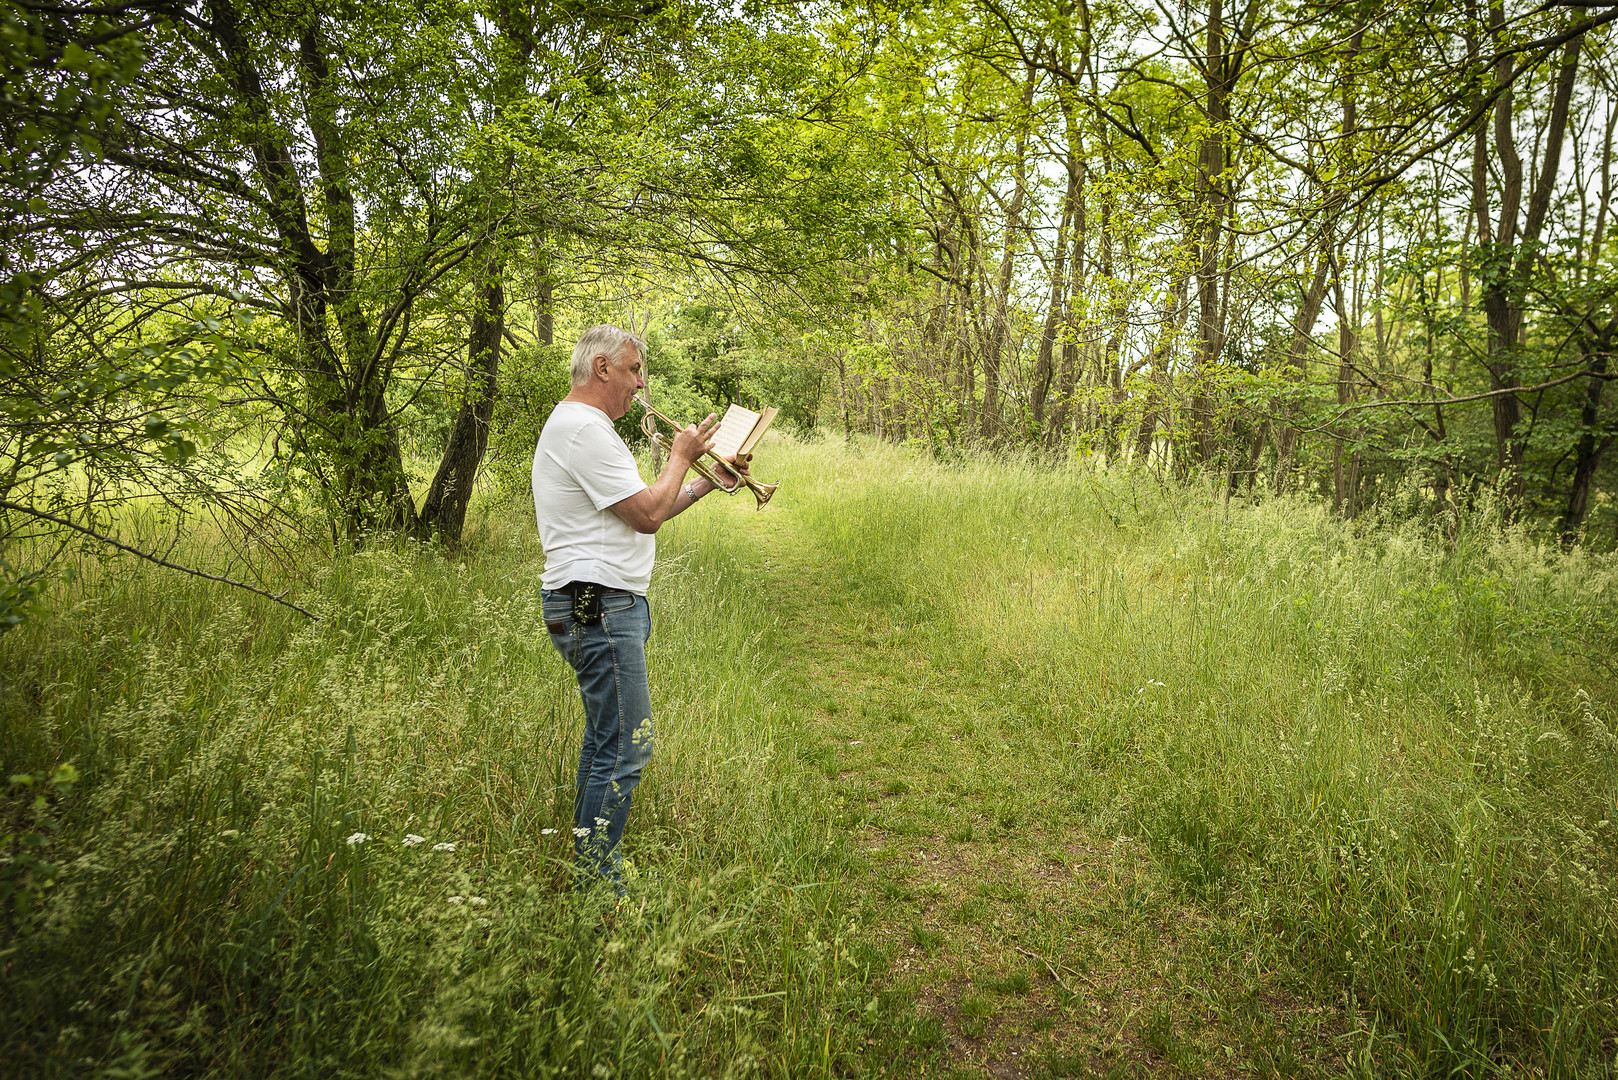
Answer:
[{"left": 570, "top": 325, "right": 645, "bottom": 386}]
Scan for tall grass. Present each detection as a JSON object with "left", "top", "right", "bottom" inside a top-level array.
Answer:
[
  {"left": 778, "top": 439, "right": 1618, "bottom": 1077},
  {"left": 0, "top": 483, "right": 913, "bottom": 1077},
  {"left": 3, "top": 434, "right": 1615, "bottom": 1077}
]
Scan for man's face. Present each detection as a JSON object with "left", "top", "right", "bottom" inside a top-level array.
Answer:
[{"left": 600, "top": 344, "right": 645, "bottom": 420}]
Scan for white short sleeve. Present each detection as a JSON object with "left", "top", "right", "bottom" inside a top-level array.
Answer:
[{"left": 531, "top": 402, "right": 655, "bottom": 593}]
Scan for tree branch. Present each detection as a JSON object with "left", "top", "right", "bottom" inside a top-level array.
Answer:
[
  {"left": 1304, "top": 368, "right": 1615, "bottom": 431},
  {"left": 0, "top": 499, "right": 318, "bottom": 620}
]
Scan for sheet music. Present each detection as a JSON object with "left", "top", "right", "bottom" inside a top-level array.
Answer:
[{"left": 710, "top": 403, "right": 760, "bottom": 461}]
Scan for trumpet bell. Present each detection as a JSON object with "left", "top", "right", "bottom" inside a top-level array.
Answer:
[{"left": 749, "top": 480, "right": 779, "bottom": 511}]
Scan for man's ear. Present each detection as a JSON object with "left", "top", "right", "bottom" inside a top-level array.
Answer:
[{"left": 593, "top": 353, "right": 611, "bottom": 381}]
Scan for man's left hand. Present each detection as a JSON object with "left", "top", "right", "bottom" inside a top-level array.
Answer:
[{"left": 713, "top": 455, "right": 750, "bottom": 486}]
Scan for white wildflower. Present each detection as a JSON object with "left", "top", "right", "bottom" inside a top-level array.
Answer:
[
  {"left": 469, "top": 896, "right": 488, "bottom": 907},
  {"left": 402, "top": 834, "right": 427, "bottom": 847},
  {"left": 572, "top": 827, "right": 591, "bottom": 838},
  {"left": 594, "top": 817, "right": 609, "bottom": 827},
  {"left": 541, "top": 828, "right": 558, "bottom": 836},
  {"left": 345, "top": 832, "right": 370, "bottom": 846},
  {"left": 432, "top": 842, "right": 456, "bottom": 853},
  {"left": 447, "top": 896, "right": 465, "bottom": 905}
]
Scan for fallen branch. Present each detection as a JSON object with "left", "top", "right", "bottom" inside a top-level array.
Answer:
[{"left": 0, "top": 498, "right": 319, "bottom": 620}]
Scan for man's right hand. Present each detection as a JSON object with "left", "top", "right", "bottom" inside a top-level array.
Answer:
[{"left": 670, "top": 414, "right": 719, "bottom": 465}]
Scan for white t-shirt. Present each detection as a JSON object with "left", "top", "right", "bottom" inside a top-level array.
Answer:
[{"left": 531, "top": 402, "right": 654, "bottom": 593}]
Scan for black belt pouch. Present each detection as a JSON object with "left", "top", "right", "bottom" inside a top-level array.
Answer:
[{"left": 563, "top": 581, "right": 606, "bottom": 627}]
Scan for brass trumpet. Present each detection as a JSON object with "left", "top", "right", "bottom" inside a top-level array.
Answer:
[{"left": 635, "top": 394, "right": 780, "bottom": 510}]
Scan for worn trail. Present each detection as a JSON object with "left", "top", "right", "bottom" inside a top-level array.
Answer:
[{"left": 716, "top": 506, "right": 1335, "bottom": 1080}]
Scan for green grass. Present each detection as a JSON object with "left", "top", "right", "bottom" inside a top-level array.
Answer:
[{"left": 3, "top": 434, "right": 1617, "bottom": 1077}]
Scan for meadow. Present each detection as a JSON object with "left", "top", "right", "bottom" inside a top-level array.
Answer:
[{"left": 2, "top": 435, "right": 1616, "bottom": 1079}]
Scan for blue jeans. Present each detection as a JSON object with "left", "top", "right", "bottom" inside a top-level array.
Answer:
[{"left": 542, "top": 588, "right": 654, "bottom": 892}]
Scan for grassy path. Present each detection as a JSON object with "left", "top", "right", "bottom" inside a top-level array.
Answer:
[{"left": 725, "top": 499, "right": 1343, "bottom": 1079}]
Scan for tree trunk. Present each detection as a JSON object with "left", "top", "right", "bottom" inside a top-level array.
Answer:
[
  {"left": 1186, "top": 0, "right": 1242, "bottom": 467},
  {"left": 211, "top": 0, "right": 419, "bottom": 537},
  {"left": 418, "top": 257, "right": 504, "bottom": 543},
  {"left": 1331, "top": 274, "right": 1362, "bottom": 518},
  {"left": 1420, "top": 276, "right": 1453, "bottom": 514},
  {"left": 1274, "top": 249, "right": 1332, "bottom": 491},
  {"left": 1561, "top": 334, "right": 1614, "bottom": 544},
  {"left": 1133, "top": 275, "right": 1192, "bottom": 469},
  {"left": 1031, "top": 166, "right": 1078, "bottom": 434},
  {"left": 1472, "top": 3, "right": 1580, "bottom": 513},
  {"left": 837, "top": 348, "right": 852, "bottom": 440},
  {"left": 535, "top": 258, "right": 554, "bottom": 346},
  {"left": 982, "top": 64, "right": 1038, "bottom": 443},
  {"left": 1133, "top": 376, "right": 1161, "bottom": 469}
]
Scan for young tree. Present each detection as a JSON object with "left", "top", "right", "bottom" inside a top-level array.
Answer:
[{"left": 2, "top": 0, "right": 314, "bottom": 625}]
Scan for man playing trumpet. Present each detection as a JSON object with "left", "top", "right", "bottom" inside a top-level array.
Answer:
[{"left": 531, "top": 324, "right": 745, "bottom": 893}]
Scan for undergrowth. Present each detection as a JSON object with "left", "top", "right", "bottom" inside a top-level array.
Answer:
[
  {"left": 0, "top": 489, "right": 907, "bottom": 1077},
  {"left": 2, "top": 436, "right": 1615, "bottom": 1077}
]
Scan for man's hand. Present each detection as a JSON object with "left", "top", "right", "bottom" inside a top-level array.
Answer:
[
  {"left": 610, "top": 412, "right": 744, "bottom": 534},
  {"left": 669, "top": 414, "right": 719, "bottom": 466},
  {"left": 712, "top": 454, "right": 750, "bottom": 487}
]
